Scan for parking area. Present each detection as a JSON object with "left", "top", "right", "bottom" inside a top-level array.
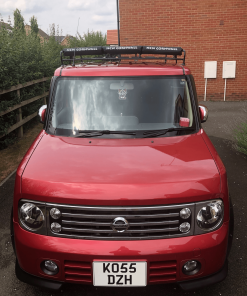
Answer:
[{"left": 0, "top": 101, "right": 246, "bottom": 296}]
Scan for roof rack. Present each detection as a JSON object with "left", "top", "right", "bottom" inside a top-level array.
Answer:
[{"left": 60, "top": 46, "right": 186, "bottom": 66}]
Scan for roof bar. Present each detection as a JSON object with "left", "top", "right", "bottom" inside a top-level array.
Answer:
[{"left": 60, "top": 46, "right": 186, "bottom": 66}]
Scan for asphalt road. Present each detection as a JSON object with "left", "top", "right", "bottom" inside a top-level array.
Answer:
[{"left": 0, "top": 101, "right": 247, "bottom": 296}]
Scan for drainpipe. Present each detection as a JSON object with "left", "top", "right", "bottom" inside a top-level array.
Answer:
[{"left": 116, "top": 0, "right": 120, "bottom": 46}]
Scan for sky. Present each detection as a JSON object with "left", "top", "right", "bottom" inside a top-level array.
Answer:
[{"left": 0, "top": 0, "right": 118, "bottom": 36}]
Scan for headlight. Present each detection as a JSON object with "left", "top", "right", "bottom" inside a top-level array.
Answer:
[
  {"left": 19, "top": 201, "right": 46, "bottom": 234},
  {"left": 195, "top": 200, "right": 224, "bottom": 233}
]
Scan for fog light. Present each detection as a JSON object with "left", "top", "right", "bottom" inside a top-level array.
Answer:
[
  {"left": 182, "top": 260, "right": 201, "bottom": 275},
  {"left": 179, "top": 222, "right": 190, "bottom": 233},
  {"left": 50, "top": 208, "right": 61, "bottom": 219},
  {"left": 41, "top": 260, "right": 59, "bottom": 275},
  {"left": 180, "top": 208, "right": 191, "bottom": 219},
  {"left": 51, "top": 222, "right": 61, "bottom": 233}
]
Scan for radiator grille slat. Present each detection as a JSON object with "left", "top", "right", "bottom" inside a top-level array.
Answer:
[
  {"left": 64, "top": 260, "right": 92, "bottom": 284},
  {"left": 62, "top": 212, "right": 179, "bottom": 219},
  {"left": 47, "top": 203, "right": 194, "bottom": 240},
  {"left": 149, "top": 260, "right": 177, "bottom": 284},
  {"left": 62, "top": 226, "right": 179, "bottom": 234}
]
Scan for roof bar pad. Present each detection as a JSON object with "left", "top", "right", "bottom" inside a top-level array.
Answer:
[
  {"left": 141, "top": 46, "right": 183, "bottom": 56},
  {"left": 63, "top": 47, "right": 104, "bottom": 57},
  {"left": 103, "top": 46, "right": 142, "bottom": 55}
]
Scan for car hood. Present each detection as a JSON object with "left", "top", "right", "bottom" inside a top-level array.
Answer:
[{"left": 21, "top": 131, "right": 220, "bottom": 206}]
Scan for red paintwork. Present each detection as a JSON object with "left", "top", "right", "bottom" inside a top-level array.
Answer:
[
  {"left": 54, "top": 64, "right": 191, "bottom": 77},
  {"left": 14, "top": 221, "right": 229, "bottom": 284},
  {"left": 201, "top": 130, "right": 229, "bottom": 216},
  {"left": 20, "top": 130, "right": 222, "bottom": 207},
  {"left": 13, "top": 63, "right": 230, "bottom": 286}
]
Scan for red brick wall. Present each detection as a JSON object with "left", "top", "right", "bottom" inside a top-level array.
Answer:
[{"left": 119, "top": 0, "right": 247, "bottom": 101}]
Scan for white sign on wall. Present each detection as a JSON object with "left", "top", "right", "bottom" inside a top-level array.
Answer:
[
  {"left": 223, "top": 61, "right": 236, "bottom": 78},
  {"left": 204, "top": 61, "right": 217, "bottom": 79}
]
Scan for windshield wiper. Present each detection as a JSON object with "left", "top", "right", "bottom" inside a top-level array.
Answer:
[
  {"left": 75, "top": 130, "right": 136, "bottom": 138},
  {"left": 142, "top": 127, "right": 195, "bottom": 138}
]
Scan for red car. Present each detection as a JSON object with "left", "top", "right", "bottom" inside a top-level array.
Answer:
[{"left": 11, "top": 46, "right": 234, "bottom": 291}]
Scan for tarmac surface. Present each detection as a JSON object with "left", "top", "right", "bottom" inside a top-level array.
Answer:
[{"left": 0, "top": 101, "right": 247, "bottom": 296}]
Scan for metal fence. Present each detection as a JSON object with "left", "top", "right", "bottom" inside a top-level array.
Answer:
[{"left": 0, "top": 77, "right": 50, "bottom": 139}]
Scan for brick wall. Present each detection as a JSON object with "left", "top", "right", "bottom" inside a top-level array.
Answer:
[{"left": 119, "top": 0, "right": 247, "bottom": 101}]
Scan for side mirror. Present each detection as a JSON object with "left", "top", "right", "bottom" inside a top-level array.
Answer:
[
  {"left": 199, "top": 105, "right": 208, "bottom": 123},
  {"left": 38, "top": 105, "right": 47, "bottom": 124}
]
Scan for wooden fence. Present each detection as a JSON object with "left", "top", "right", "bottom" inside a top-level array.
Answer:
[{"left": 0, "top": 77, "right": 50, "bottom": 139}]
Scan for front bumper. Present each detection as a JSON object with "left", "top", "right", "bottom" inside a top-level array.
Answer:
[
  {"left": 15, "top": 257, "right": 228, "bottom": 292},
  {"left": 13, "top": 220, "right": 229, "bottom": 290}
]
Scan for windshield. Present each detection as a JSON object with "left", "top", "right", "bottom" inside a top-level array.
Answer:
[{"left": 50, "top": 76, "right": 194, "bottom": 137}]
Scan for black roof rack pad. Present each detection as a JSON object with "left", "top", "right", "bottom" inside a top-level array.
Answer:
[
  {"left": 103, "top": 46, "right": 142, "bottom": 55},
  {"left": 142, "top": 46, "right": 183, "bottom": 55},
  {"left": 63, "top": 46, "right": 103, "bottom": 56}
]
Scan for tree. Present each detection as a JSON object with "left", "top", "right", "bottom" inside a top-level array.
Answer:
[
  {"left": 30, "top": 16, "right": 39, "bottom": 36},
  {"left": 13, "top": 9, "right": 25, "bottom": 33},
  {"left": 69, "top": 30, "right": 106, "bottom": 47},
  {"left": 49, "top": 23, "right": 55, "bottom": 37}
]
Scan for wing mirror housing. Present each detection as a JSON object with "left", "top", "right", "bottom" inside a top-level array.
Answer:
[
  {"left": 199, "top": 105, "right": 208, "bottom": 123},
  {"left": 39, "top": 105, "right": 47, "bottom": 124}
]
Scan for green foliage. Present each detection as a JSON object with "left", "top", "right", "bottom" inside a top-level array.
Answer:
[
  {"left": 66, "top": 30, "right": 107, "bottom": 63},
  {"left": 0, "top": 11, "right": 62, "bottom": 150},
  {"left": 30, "top": 16, "right": 39, "bottom": 36},
  {"left": 0, "top": 8, "right": 106, "bottom": 150},
  {"left": 13, "top": 9, "right": 25, "bottom": 33},
  {"left": 235, "top": 122, "right": 247, "bottom": 156},
  {"left": 69, "top": 30, "right": 106, "bottom": 47}
]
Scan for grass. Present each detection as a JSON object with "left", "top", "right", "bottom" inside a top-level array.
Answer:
[
  {"left": 0, "top": 122, "right": 43, "bottom": 183},
  {"left": 235, "top": 122, "right": 247, "bottom": 156}
]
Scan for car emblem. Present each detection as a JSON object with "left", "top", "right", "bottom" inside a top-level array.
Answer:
[{"left": 111, "top": 217, "right": 129, "bottom": 233}]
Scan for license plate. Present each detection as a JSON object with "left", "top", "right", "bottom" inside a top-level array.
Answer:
[{"left": 93, "top": 261, "right": 147, "bottom": 286}]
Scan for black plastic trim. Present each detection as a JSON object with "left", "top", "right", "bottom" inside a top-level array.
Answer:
[
  {"left": 188, "top": 74, "right": 201, "bottom": 129},
  {"left": 185, "top": 75, "right": 200, "bottom": 132},
  {"left": 178, "top": 260, "right": 228, "bottom": 291},
  {"left": 44, "top": 76, "right": 58, "bottom": 132},
  {"left": 15, "top": 259, "right": 63, "bottom": 291}
]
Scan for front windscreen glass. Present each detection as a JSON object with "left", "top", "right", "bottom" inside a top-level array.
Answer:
[{"left": 50, "top": 76, "right": 194, "bottom": 137}]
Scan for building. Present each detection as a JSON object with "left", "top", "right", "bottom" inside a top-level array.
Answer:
[
  {"left": 55, "top": 35, "right": 74, "bottom": 46},
  {"left": 119, "top": 0, "right": 247, "bottom": 101},
  {"left": 25, "top": 25, "right": 49, "bottom": 42},
  {"left": 0, "top": 21, "right": 13, "bottom": 32},
  {"left": 107, "top": 30, "right": 118, "bottom": 45}
]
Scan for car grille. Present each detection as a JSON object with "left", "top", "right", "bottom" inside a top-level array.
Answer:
[
  {"left": 47, "top": 203, "right": 194, "bottom": 240},
  {"left": 64, "top": 260, "right": 92, "bottom": 284},
  {"left": 149, "top": 260, "right": 177, "bottom": 283}
]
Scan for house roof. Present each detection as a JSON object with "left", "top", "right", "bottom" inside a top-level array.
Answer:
[
  {"left": 55, "top": 36, "right": 65, "bottom": 43},
  {"left": 55, "top": 35, "right": 74, "bottom": 44},
  {"left": 107, "top": 30, "right": 118, "bottom": 45},
  {"left": 0, "top": 22, "right": 13, "bottom": 31},
  {"left": 24, "top": 25, "right": 49, "bottom": 39},
  {"left": 38, "top": 28, "right": 49, "bottom": 39}
]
